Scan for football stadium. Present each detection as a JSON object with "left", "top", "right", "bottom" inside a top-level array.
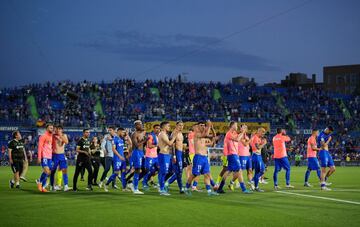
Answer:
[{"left": 1, "top": 1, "right": 360, "bottom": 227}]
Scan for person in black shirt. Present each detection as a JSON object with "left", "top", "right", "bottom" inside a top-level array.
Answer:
[
  {"left": 90, "top": 136, "right": 101, "bottom": 185},
  {"left": 73, "top": 129, "right": 93, "bottom": 191},
  {"left": 8, "top": 130, "right": 27, "bottom": 189},
  {"left": 80, "top": 164, "right": 86, "bottom": 181},
  {"left": 183, "top": 132, "right": 190, "bottom": 170}
]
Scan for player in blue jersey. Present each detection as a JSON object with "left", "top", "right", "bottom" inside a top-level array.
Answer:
[
  {"left": 304, "top": 129, "right": 321, "bottom": 187},
  {"left": 130, "top": 120, "right": 148, "bottom": 195},
  {"left": 104, "top": 127, "right": 128, "bottom": 192},
  {"left": 157, "top": 121, "right": 178, "bottom": 196},
  {"left": 116, "top": 129, "right": 132, "bottom": 190},
  {"left": 166, "top": 121, "right": 186, "bottom": 193},
  {"left": 50, "top": 125, "right": 70, "bottom": 191},
  {"left": 317, "top": 126, "right": 335, "bottom": 190},
  {"left": 185, "top": 121, "right": 219, "bottom": 196}
]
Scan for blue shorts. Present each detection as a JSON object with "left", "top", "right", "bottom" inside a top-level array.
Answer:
[
  {"left": 113, "top": 157, "right": 126, "bottom": 172},
  {"left": 41, "top": 158, "right": 53, "bottom": 169},
  {"left": 52, "top": 153, "right": 67, "bottom": 170},
  {"left": 274, "top": 157, "right": 291, "bottom": 171},
  {"left": 158, "top": 153, "right": 171, "bottom": 175},
  {"left": 122, "top": 159, "right": 127, "bottom": 170},
  {"left": 129, "top": 158, "right": 134, "bottom": 169},
  {"left": 174, "top": 150, "right": 183, "bottom": 172},
  {"left": 252, "top": 154, "right": 265, "bottom": 174},
  {"left": 307, "top": 157, "right": 320, "bottom": 170},
  {"left": 239, "top": 156, "right": 252, "bottom": 170},
  {"left": 227, "top": 154, "right": 241, "bottom": 172},
  {"left": 145, "top": 157, "right": 159, "bottom": 172},
  {"left": 319, "top": 150, "right": 334, "bottom": 167},
  {"left": 131, "top": 149, "right": 144, "bottom": 169},
  {"left": 192, "top": 154, "right": 210, "bottom": 176}
]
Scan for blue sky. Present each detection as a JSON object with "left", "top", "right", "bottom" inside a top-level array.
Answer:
[{"left": 1, "top": 0, "right": 359, "bottom": 87}]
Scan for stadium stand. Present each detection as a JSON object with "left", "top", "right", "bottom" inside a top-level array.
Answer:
[{"left": 0, "top": 79, "right": 359, "bottom": 162}]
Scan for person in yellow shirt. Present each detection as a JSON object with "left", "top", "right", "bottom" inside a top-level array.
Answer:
[{"left": 346, "top": 155, "right": 350, "bottom": 162}]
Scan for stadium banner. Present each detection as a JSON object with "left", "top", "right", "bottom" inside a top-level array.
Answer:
[
  {"left": 0, "top": 126, "right": 35, "bottom": 133},
  {"left": 0, "top": 126, "right": 19, "bottom": 131},
  {"left": 270, "top": 128, "right": 313, "bottom": 135},
  {"left": 37, "top": 127, "right": 106, "bottom": 136},
  {"left": 144, "top": 121, "right": 270, "bottom": 133},
  {"left": 337, "top": 161, "right": 360, "bottom": 167}
]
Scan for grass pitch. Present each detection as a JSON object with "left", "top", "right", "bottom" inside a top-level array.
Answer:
[{"left": 0, "top": 166, "right": 359, "bottom": 226}]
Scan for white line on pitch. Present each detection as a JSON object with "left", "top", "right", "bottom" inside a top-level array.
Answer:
[
  {"left": 289, "top": 189, "right": 360, "bottom": 193},
  {"left": 276, "top": 191, "right": 360, "bottom": 205}
]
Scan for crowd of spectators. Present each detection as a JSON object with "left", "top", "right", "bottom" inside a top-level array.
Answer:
[
  {"left": 1, "top": 79, "right": 359, "bottom": 132},
  {"left": 0, "top": 78, "right": 359, "bottom": 163}
]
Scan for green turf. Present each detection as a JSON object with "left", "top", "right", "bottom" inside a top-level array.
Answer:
[{"left": 0, "top": 166, "right": 359, "bottom": 227}]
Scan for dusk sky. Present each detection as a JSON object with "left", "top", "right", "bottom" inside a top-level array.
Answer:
[{"left": 1, "top": 0, "right": 359, "bottom": 88}]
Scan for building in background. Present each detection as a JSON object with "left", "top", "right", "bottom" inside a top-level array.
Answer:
[
  {"left": 232, "top": 76, "right": 255, "bottom": 85},
  {"left": 323, "top": 64, "right": 360, "bottom": 94},
  {"left": 281, "top": 72, "right": 316, "bottom": 87}
]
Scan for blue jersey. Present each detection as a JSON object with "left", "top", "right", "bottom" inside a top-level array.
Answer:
[
  {"left": 113, "top": 136, "right": 125, "bottom": 160},
  {"left": 317, "top": 131, "right": 332, "bottom": 148}
]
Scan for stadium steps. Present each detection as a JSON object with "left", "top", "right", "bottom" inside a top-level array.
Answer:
[
  {"left": 26, "top": 95, "right": 39, "bottom": 120},
  {"left": 271, "top": 91, "right": 296, "bottom": 130},
  {"left": 338, "top": 99, "right": 351, "bottom": 120}
]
